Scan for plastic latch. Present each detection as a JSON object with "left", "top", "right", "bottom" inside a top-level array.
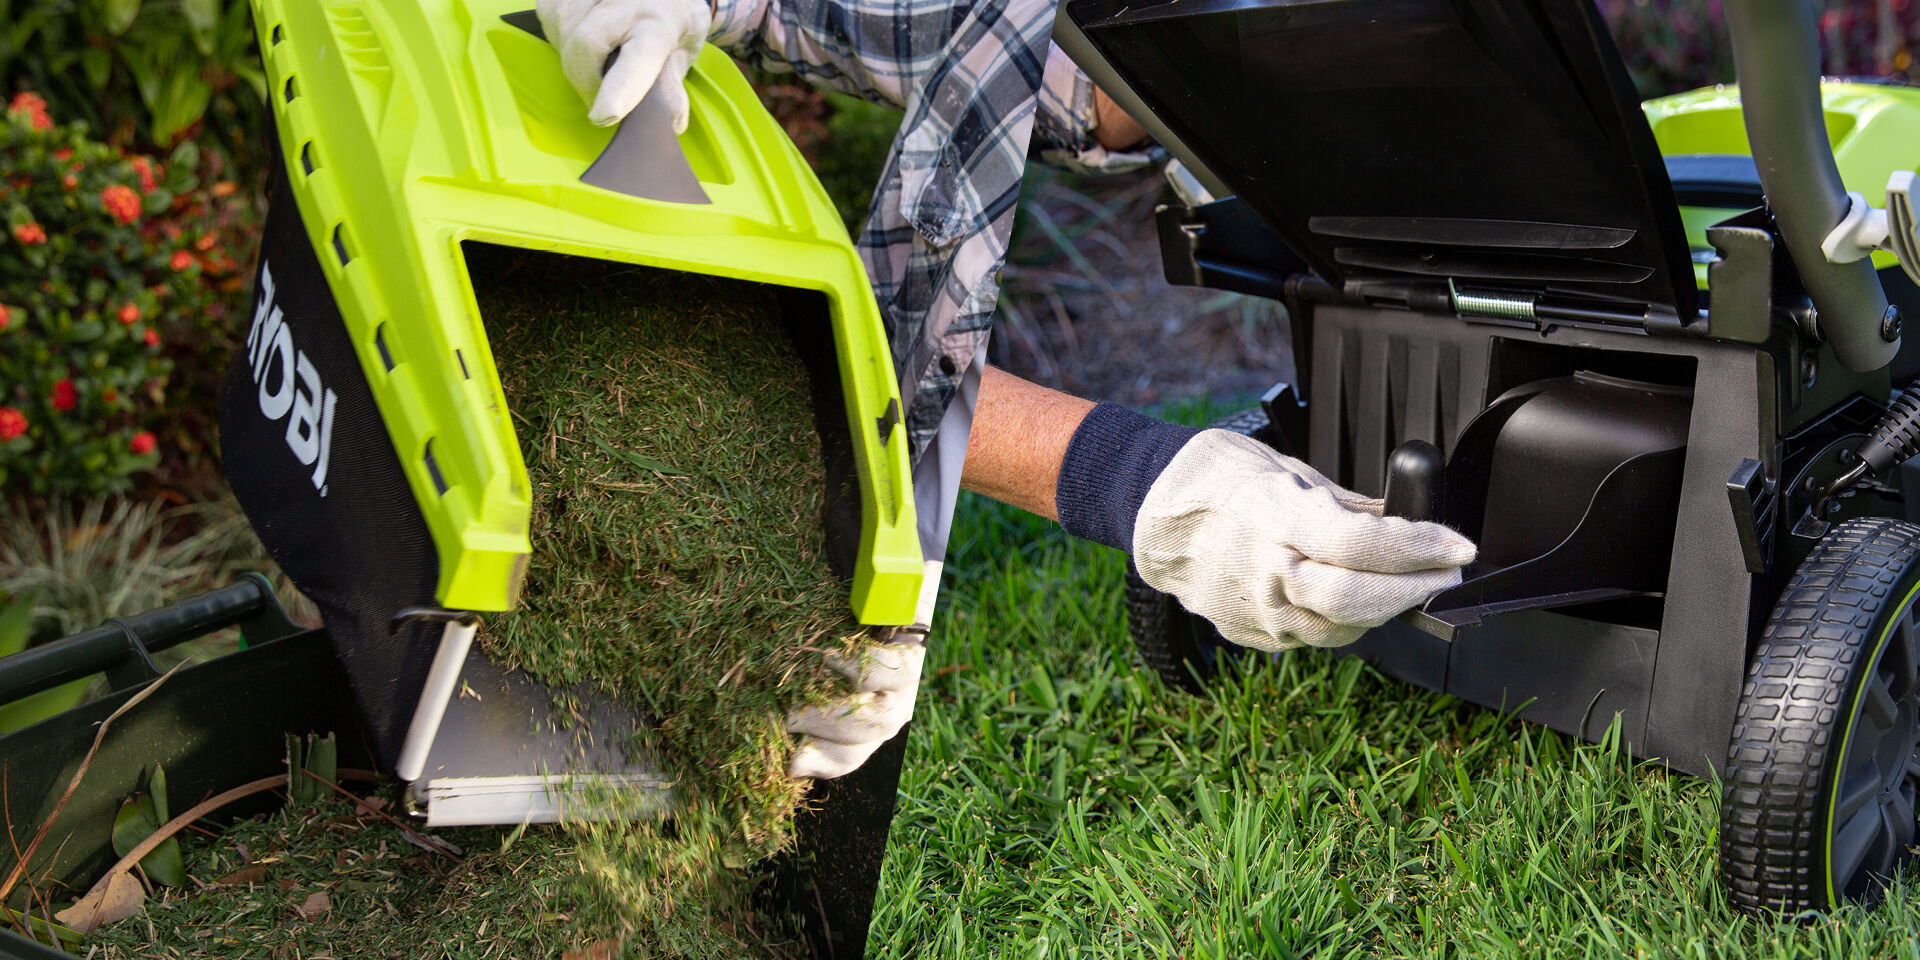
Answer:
[
  {"left": 1163, "top": 159, "right": 1215, "bottom": 209},
  {"left": 1820, "top": 173, "right": 1920, "bottom": 286},
  {"left": 1821, "top": 191, "right": 1889, "bottom": 264}
]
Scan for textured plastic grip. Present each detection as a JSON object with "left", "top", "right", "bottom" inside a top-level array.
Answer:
[
  {"left": 0, "top": 579, "right": 275, "bottom": 707},
  {"left": 1860, "top": 390, "right": 1920, "bottom": 477},
  {"left": 111, "top": 578, "right": 275, "bottom": 649}
]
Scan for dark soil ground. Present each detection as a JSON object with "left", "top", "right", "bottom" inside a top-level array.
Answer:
[{"left": 993, "top": 166, "right": 1296, "bottom": 409}]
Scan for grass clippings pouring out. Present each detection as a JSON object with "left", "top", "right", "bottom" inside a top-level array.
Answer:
[{"left": 473, "top": 244, "right": 870, "bottom": 955}]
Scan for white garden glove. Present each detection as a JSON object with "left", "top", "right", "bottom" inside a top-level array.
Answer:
[
  {"left": 1132, "top": 430, "right": 1476, "bottom": 650},
  {"left": 786, "top": 633, "right": 925, "bottom": 779},
  {"left": 536, "top": 0, "right": 712, "bottom": 130}
]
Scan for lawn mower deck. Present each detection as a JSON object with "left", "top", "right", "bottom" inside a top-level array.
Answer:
[{"left": 1061, "top": 0, "right": 1920, "bottom": 916}]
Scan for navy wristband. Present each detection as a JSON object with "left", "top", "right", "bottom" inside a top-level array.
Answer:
[{"left": 1054, "top": 403, "right": 1201, "bottom": 552}]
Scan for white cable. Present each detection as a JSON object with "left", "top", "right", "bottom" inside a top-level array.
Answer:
[{"left": 395, "top": 619, "right": 477, "bottom": 783}]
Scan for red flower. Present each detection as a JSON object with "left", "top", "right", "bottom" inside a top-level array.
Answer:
[
  {"left": 128, "top": 156, "right": 158, "bottom": 195},
  {"left": 100, "top": 386, "right": 118, "bottom": 404},
  {"left": 211, "top": 181, "right": 237, "bottom": 197},
  {"left": 0, "top": 303, "right": 9, "bottom": 331},
  {"left": 100, "top": 184, "right": 141, "bottom": 225},
  {"left": 51, "top": 148, "right": 71, "bottom": 162},
  {"left": 129, "top": 431, "right": 156, "bottom": 456},
  {"left": 195, "top": 233, "right": 216, "bottom": 252},
  {"left": 0, "top": 407, "right": 25, "bottom": 441},
  {"left": 12, "top": 222, "right": 45, "bottom": 245},
  {"left": 50, "top": 378, "right": 75, "bottom": 412},
  {"left": 7, "top": 92, "right": 51, "bottom": 132},
  {"left": 118, "top": 303, "right": 139, "bottom": 325},
  {"left": 143, "top": 328, "right": 160, "bottom": 348},
  {"left": 168, "top": 250, "right": 193, "bottom": 271},
  {"left": 61, "top": 174, "right": 76, "bottom": 191}
]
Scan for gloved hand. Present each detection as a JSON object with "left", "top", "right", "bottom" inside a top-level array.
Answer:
[
  {"left": 536, "top": 0, "right": 711, "bottom": 130},
  {"left": 1131, "top": 430, "right": 1475, "bottom": 650},
  {"left": 786, "top": 632, "right": 925, "bottom": 779},
  {"left": 1054, "top": 402, "right": 1475, "bottom": 651}
]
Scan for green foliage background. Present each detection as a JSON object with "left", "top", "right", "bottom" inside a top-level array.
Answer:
[{"left": 0, "top": 0, "right": 267, "bottom": 153}]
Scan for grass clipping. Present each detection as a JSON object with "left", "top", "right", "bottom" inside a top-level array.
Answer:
[{"left": 478, "top": 249, "right": 870, "bottom": 954}]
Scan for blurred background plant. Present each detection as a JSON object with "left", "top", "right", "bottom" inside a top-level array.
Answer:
[
  {"left": 0, "top": 496, "right": 295, "bottom": 638},
  {"left": 0, "top": 94, "right": 258, "bottom": 495},
  {"left": 1599, "top": 0, "right": 1919, "bottom": 96},
  {"left": 0, "top": 0, "right": 268, "bottom": 155}
]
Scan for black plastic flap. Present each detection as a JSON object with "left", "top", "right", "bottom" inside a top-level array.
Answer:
[{"left": 1067, "top": 0, "right": 1698, "bottom": 319}]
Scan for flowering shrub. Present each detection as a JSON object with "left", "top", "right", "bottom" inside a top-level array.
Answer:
[{"left": 0, "top": 93, "right": 257, "bottom": 495}]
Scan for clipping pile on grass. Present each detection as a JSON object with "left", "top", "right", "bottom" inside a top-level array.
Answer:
[
  {"left": 476, "top": 245, "right": 866, "bottom": 955},
  {"left": 85, "top": 796, "right": 582, "bottom": 959}
]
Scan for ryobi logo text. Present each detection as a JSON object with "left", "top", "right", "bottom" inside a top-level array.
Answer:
[{"left": 244, "top": 263, "right": 337, "bottom": 495}]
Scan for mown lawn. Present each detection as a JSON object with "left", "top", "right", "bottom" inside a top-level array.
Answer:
[{"left": 870, "top": 490, "right": 1920, "bottom": 959}]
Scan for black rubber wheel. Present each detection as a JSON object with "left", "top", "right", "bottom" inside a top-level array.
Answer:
[
  {"left": 1721, "top": 517, "right": 1920, "bottom": 913},
  {"left": 1124, "top": 408, "right": 1279, "bottom": 695}
]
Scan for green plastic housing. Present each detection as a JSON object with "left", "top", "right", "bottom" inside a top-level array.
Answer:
[
  {"left": 1644, "top": 81, "right": 1920, "bottom": 289},
  {"left": 248, "top": 0, "right": 922, "bottom": 622}
]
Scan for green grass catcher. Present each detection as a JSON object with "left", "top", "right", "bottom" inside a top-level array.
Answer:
[{"left": 221, "top": 0, "right": 923, "bottom": 793}]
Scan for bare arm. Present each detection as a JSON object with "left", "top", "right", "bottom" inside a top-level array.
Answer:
[
  {"left": 1091, "top": 89, "right": 1148, "bottom": 151},
  {"left": 959, "top": 366, "right": 1095, "bottom": 521}
]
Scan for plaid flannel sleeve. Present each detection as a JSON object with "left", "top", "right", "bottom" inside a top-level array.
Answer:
[{"left": 1034, "top": 44, "right": 1158, "bottom": 175}]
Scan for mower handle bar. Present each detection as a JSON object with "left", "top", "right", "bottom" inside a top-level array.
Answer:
[{"left": 1723, "top": 0, "right": 1896, "bottom": 371}]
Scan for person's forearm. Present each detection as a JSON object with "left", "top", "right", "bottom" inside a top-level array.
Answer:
[
  {"left": 1091, "top": 88, "right": 1148, "bottom": 151},
  {"left": 959, "top": 366, "right": 1095, "bottom": 521}
]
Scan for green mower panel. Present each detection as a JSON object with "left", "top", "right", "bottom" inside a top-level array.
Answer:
[
  {"left": 248, "top": 0, "right": 922, "bottom": 621},
  {"left": 1646, "top": 81, "right": 1920, "bottom": 288}
]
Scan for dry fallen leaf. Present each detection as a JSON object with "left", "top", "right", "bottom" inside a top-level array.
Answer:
[
  {"left": 294, "top": 891, "right": 330, "bottom": 921},
  {"left": 276, "top": 877, "right": 297, "bottom": 893},
  {"left": 54, "top": 870, "right": 144, "bottom": 934},
  {"left": 215, "top": 865, "right": 268, "bottom": 886},
  {"left": 400, "top": 830, "right": 462, "bottom": 858}
]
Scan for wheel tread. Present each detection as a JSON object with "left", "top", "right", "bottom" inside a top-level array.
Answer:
[{"left": 1721, "top": 516, "right": 1920, "bottom": 913}]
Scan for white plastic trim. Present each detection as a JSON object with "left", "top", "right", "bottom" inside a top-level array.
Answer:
[
  {"left": 1821, "top": 190, "right": 1891, "bottom": 264},
  {"left": 912, "top": 558, "right": 944, "bottom": 628},
  {"left": 395, "top": 618, "right": 477, "bottom": 783},
  {"left": 1164, "top": 158, "right": 1216, "bottom": 209}
]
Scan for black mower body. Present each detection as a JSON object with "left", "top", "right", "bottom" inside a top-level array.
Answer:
[{"left": 1061, "top": 0, "right": 1916, "bottom": 777}]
